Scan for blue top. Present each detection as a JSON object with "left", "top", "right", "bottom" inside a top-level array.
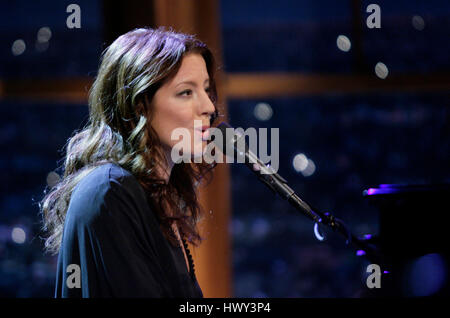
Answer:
[{"left": 54, "top": 163, "right": 203, "bottom": 298}]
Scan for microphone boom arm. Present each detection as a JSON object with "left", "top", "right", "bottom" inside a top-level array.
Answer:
[
  {"left": 216, "top": 121, "right": 385, "bottom": 265},
  {"left": 244, "top": 152, "right": 385, "bottom": 266}
]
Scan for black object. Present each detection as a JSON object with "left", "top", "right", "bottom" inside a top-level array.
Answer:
[{"left": 362, "top": 183, "right": 450, "bottom": 296}]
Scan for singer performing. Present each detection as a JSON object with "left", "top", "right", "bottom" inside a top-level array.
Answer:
[{"left": 40, "top": 27, "right": 220, "bottom": 298}]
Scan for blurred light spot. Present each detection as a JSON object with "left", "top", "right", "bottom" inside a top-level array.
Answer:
[
  {"left": 35, "top": 40, "right": 49, "bottom": 53},
  {"left": 46, "top": 171, "right": 61, "bottom": 188},
  {"left": 11, "top": 227, "right": 26, "bottom": 244},
  {"left": 375, "top": 62, "right": 389, "bottom": 79},
  {"left": 37, "top": 27, "right": 52, "bottom": 43},
  {"left": 405, "top": 253, "right": 447, "bottom": 296},
  {"left": 302, "top": 159, "right": 316, "bottom": 177},
  {"left": 412, "top": 15, "right": 425, "bottom": 31},
  {"left": 336, "top": 35, "right": 351, "bottom": 52},
  {"left": 293, "top": 153, "right": 308, "bottom": 172},
  {"left": 356, "top": 250, "right": 366, "bottom": 256},
  {"left": 231, "top": 218, "right": 245, "bottom": 237},
  {"left": 11, "top": 39, "right": 26, "bottom": 56},
  {"left": 254, "top": 102, "right": 273, "bottom": 121},
  {"left": 251, "top": 218, "right": 270, "bottom": 239}
]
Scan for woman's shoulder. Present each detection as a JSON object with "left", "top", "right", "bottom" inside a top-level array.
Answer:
[
  {"left": 75, "top": 162, "right": 140, "bottom": 194},
  {"left": 67, "top": 163, "right": 148, "bottom": 225}
]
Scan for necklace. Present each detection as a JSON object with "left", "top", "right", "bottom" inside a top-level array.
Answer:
[
  {"left": 172, "top": 223, "right": 196, "bottom": 279},
  {"left": 180, "top": 234, "right": 196, "bottom": 280}
]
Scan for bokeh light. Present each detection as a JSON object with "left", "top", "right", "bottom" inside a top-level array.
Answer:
[
  {"left": 11, "top": 227, "right": 26, "bottom": 244},
  {"left": 11, "top": 39, "right": 26, "bottom": 56},
  {"left": 375, "top": 62, "right": 389, "bottom": 79},
  {"left": 37, "top": 27, "right": 52, "bottom": 43},
  {"left": 293, "top": 153, "right": 308, "bottom": 172},
  {"left": 254, "top": 102, "right": 273, "bottom": 121},
  {"left": 46, "top": 171, "right": 61, "bottom": 188},
  {"left": 293, "top": 153, "right": 316, "bottom": 177},
  {"left": 302, "top": 159, "right": 316, "bottom": 177},
  {"left": 336, "top": 35, "right": 351, "bottom": 52},
  {"left": 412, "top": 15, "right": 425, "bottom": 31}
]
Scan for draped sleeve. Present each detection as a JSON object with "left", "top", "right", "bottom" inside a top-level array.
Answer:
[{"left": 54, "top": 163, "right": 201, "bottom": 298}]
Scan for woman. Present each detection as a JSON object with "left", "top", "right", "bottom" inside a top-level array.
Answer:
[{"left": 40, "top": 27, "right": 220, "bottom": 297}]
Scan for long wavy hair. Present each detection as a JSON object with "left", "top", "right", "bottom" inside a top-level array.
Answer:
[{"left": 40, "top": 27, "right": 220, "bottom": 255}]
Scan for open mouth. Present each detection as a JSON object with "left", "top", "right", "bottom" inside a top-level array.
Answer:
[
  {"left": 197, "top": 125, "right": 210, "bottom": 141},
  {"left": 201, "top": 128, "right": 210, "bottom": 140}
]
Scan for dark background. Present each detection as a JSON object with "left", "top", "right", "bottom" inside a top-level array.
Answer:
[{"left": 0, "top": 0, "right": 449, "bottom": 297}]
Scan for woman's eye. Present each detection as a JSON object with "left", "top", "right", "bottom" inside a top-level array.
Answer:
[{"left": 178, "top": 89, "right": 192, "bottom": 96}]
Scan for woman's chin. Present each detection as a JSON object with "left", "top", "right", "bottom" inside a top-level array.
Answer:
[
  {"left": 171, "top": 141, "right": 208, "bottom": 163},
  {"left": 190, "top": 143, "right": 208, "bottom": 162}
]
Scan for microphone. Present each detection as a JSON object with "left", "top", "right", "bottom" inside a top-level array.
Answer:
[
  {"left": 212, "top": 122, "right": 323, "bottom": 224},
  {"left": 209, "top": 122, "right": 387, "bottom": 264}
]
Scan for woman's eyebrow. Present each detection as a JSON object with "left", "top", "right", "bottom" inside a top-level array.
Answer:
[{"left": 175, "top": 78, "right": 210, "bottom": 88}]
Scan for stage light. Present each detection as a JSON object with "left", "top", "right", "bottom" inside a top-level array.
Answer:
[
  {"left": 254, "top": 102, "right": 273, "bottom": 121},
  {"left": 11, "top": 227, "right": 26, "bottom": 244},
  {"left": 336, "top": 35, "right": 351, "bottom": 52},
  {"left": 375, "top": 62, "right": 389, "bottom": 79},
  {"left": 11, "top": 39, "right": 26, "bottom": 56}
]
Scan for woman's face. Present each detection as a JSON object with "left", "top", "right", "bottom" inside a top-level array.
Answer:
[{"left": 149, "top": 53, "right": 216, "bottom": 162}]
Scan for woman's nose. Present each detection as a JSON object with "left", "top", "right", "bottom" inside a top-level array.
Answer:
[{"left": 199, "top": 91, "right": 216, "bottom": 117}]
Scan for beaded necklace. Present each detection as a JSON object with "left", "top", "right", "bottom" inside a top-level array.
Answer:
[{"left": 180, "top": 234, "right": 196, "bottom": 280}]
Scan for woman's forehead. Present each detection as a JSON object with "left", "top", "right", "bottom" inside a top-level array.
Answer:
[{"left": 170, "top": 54, "right": 209, "bottom": 86}]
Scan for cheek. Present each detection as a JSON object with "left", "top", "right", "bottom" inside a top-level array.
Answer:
[{"left": 152, "top": 99, "right": 195, "bottom": 146}]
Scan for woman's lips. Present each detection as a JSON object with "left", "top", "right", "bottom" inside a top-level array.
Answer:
[
  {"left": 201, "top": 128, "right": 210, "bottom": 140},
  {"left": 194, "top": 128, "right": 211, "bottom": 141}
]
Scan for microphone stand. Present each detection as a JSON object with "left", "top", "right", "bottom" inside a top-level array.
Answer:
[
  {"left": 245, "top": 158, "right": 386, "bottom": 267},
  {"left": 215, "top": 121, "right": 385, "bottom": 268}
]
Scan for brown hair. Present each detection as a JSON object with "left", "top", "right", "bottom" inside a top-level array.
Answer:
[{"left": 40, "top": 27, "right": 220, "bottom": 254}]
